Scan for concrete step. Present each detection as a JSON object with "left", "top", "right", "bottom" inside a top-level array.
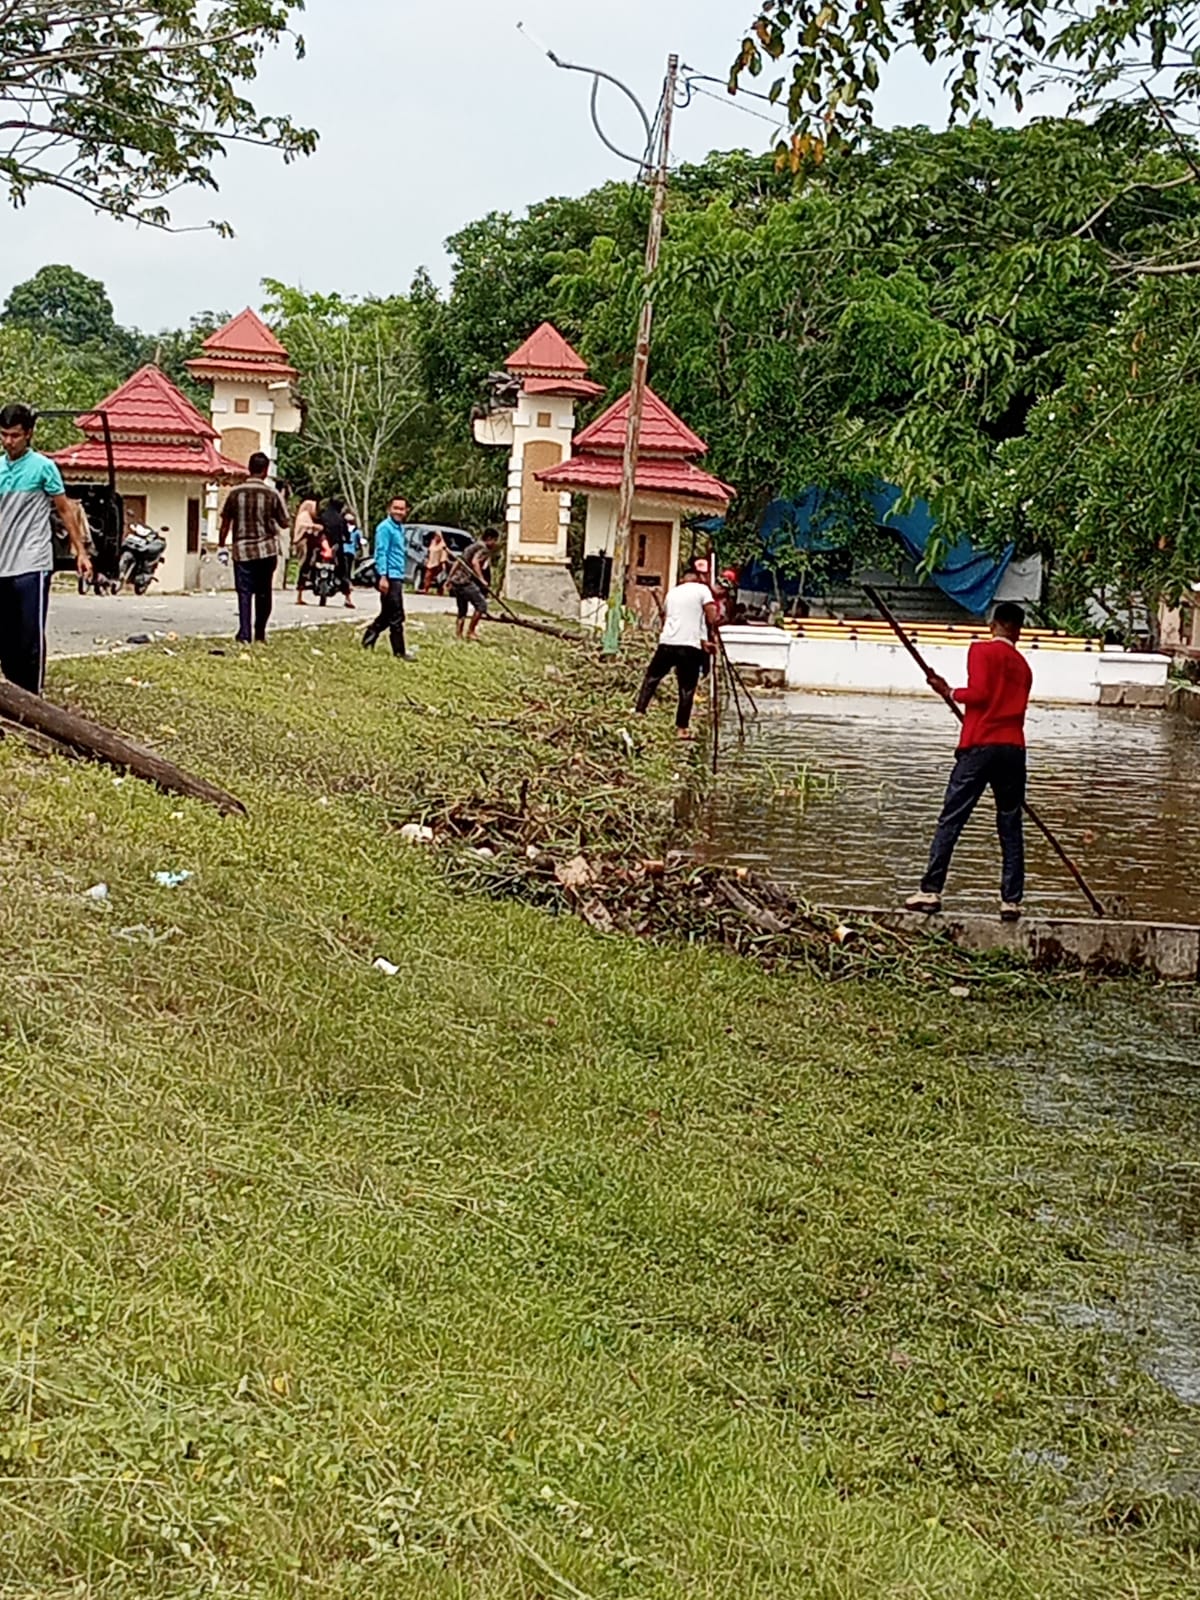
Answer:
[{"left": 836, "top": 906, "right": 1200, "bottom": 981}]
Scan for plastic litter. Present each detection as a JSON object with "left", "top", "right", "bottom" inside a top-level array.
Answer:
[
  {"left": 84, "top": 883, "right": 109, "bottom": 902},
  {"left": 373, "top": 958, "right": 400, "bottom": 977},
  {"left": 398, "top": 823, "right": 434, "bottom": 845},
  {"left": 154, "top": 870, "right": 193, "bottom": 889}
]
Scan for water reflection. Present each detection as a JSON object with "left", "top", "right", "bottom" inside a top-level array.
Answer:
[{"left": 699, "top": 693, "right": 1200, "bottom": 922}]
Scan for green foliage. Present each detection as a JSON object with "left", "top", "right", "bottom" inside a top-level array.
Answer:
[
  {"left": 0, "top": 323, "right": 119, "bottom": 449},
  {"left": 0, "top": 1, "right": 316, "bottom": 231},
  {"left": 4, "top": 262, "right": 126, "bottom": 351},
  {"left": 734, "top": 0, "right": 1200, "bottom": 160}
]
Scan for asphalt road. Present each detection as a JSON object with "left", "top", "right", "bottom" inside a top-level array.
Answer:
[{"left": 47, "top": 588, "right": 454, "bottom": 659}]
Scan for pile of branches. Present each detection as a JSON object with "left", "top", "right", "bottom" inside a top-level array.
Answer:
[{"left": 429, "top": 793, "right": 1042, "bottom": 988}]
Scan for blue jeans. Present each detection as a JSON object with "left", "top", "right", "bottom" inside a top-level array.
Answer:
[
  {"left": 0, "top": 570, "right": 52, "bottom": 694},
  {"left": 921, "top": 744, "right": 1027, "bottom": 903}
]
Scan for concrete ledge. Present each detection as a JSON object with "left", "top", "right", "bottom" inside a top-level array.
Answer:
[
  {"left": 1169, "top": 683, "right": 1200, "bottom": 723},
  {"left": 840, "top": 908, "right": 1200, "bottom": 981},
  {"left": 1098, "top": 682, "right": 1169, "bottom": 708}
]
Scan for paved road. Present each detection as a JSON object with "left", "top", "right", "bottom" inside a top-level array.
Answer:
[{"left": 47, "top": 588, "right": 454, "bottom": 658}]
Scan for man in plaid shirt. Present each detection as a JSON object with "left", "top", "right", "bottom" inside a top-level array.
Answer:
[{"left": 219, "top": 452, "right": 290, "bottom": 644}]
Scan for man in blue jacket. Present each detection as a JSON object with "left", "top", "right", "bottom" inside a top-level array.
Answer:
[{"left": 364, "top": 495, "right": 410, "bottom": 657}]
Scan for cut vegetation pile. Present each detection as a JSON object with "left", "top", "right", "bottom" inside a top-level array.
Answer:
[{"left": 0, "top": 616, "right": 1196, "bottom": 1598}]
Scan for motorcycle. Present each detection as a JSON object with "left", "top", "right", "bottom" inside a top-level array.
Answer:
[
  {"left": 310, "top": 533, "right": 342, "bottom": 607},
  {"left": 119, "top": 523, "right": 167, "bottom": 596},
  {"left": 351, "top": 552, "right": 378, "bottom": 589}
]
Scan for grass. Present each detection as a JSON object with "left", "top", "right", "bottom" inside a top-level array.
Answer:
[{"left": 0, "top": 615, "right": 1196, "bottom": 1597}]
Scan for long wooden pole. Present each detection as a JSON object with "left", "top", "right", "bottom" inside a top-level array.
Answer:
[
  {"left": 0, "top": 679, "right": 246, "bottom": 816},
  {"left": 601, "top": 54, "right": 679, "bottom": 658},
  {"left": 862, "top": 585, "right": 1107, "bottom": 919}
]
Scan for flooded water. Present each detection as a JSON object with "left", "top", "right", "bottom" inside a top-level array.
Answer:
[
  {"left": 699, "top": 692, "right": 1200, "bottom": 923},
  {"left": 997, "top": 996, "right": 1200, "bottom": 1416}
]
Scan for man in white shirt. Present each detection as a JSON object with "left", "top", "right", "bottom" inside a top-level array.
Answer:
[{"left": 634, "top": 560, "right": 718, "bottom": 739}]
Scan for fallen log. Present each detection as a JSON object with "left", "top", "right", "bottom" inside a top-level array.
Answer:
[
  {"left": 488, "top": 613, "right": 589, "bottom": 645},
  {"left": 0, "top": 680, "right": 246, "bottom": 816}
]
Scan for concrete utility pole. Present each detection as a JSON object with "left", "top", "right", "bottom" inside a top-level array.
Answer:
[{"left": 602, "top": 53, "right": 679, "bottom": 658}]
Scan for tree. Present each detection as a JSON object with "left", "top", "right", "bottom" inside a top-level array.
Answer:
[
  {"left": 0, "top": 324, "right": 113, "bottom": 450},
  {"left": 3, "top": 263, "right": 124, "bottom": 349},
  {"left": 263, "top": 283, "right": 427, "bottom": 533},
  {"left": 1, "top": 2, "right": 316, "bottom": 231},
  {"left": 734, "top": 0, "right": 1200, "bottom": 153}
]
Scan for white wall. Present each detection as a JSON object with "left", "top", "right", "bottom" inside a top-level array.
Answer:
[{"left": 719, "top": 626, "right": 1171, "bottom": 704}]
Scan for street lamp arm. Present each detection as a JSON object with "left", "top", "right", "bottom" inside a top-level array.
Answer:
[{"left": 543, "top": 48, "right": 653, "bottom": 169}]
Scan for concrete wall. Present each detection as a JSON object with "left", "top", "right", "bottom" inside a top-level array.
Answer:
[
  {"left": 719, "top": 625, "right": 1172, "bottom": 705},
  {"left": 135, "top": 479, "right": 200, "bottom": 593},
  {"left": 210, "top": 376, "right": 301, "bottom": 472},
  {"left": 579, "top": 492, "right": 683, "bottom": 631},
  {"left": 501, "top": 393, "right": 579, "bottom": 617}
]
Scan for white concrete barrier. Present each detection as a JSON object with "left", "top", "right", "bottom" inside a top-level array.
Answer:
[{"left": 719, "top": 625, "right": 1171, "bottom": 705}]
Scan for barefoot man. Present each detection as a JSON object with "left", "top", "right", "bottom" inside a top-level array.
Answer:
[{"left": 905, "top": 602, "right": 1033, "bottom": 923}]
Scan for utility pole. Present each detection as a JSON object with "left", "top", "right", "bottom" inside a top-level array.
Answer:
[{"left": 602, "top": 53, "right": 679, "bottom": 658}]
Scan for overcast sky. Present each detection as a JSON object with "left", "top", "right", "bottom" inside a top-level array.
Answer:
[{"left": 1, "top": 0, "right": 1038, "bottom": 333}]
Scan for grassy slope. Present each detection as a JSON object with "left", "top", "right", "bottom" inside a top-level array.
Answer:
[{"left": 0, "top": 619, "right": 1195, "bottom": 1598}]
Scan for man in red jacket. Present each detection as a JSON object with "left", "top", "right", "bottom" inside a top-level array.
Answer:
[{"left": 906, "top": 602, "right": 1033, "bottom": 922}]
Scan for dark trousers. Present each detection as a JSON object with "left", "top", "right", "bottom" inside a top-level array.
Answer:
[
  {"left": 922, "top": 744, "right": 1027, "bottom": 903},
  {"left": 363, "top": 583, "right": 407, "bottom": 656},
  {"left": 234, "top": 556, "right": 277, "bottom": 643},
  {"left": 635, "top": 644, "right": 706, "bottom": 731},
  {"left": 0, "top": 571, "right": 51, "bottom": 694}
]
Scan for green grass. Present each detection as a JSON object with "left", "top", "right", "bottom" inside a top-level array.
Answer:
[{"left": 0, "top": 618, "right": 1196, "bottom": 1597}]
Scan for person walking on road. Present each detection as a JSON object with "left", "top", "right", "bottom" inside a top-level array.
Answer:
[
  {"left": 0, "top": 402, "right": 92, "bottom": 693},
  {"left": 292, "top": 495, "right": 320, "bottom": 601},
  {"left": 905, "top": 601, "right": 1034, "bottom": 923},
  {"left": 315, "top": 497, "right": 355, "bottom": 610},
  {"left": 218, "top": 452, "right": 290, "bottom": 645},
  {"left": 634, "top": 560, "right": 718, "bottom": 740},
  {"left": 363, "top": 496, "right": 411, "bottom": 658},
  {"left": 448, "top": 528, "right": 499, "bottom": 642}
]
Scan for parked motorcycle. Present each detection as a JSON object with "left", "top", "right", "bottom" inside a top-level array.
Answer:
[
  {"left": 119, "top": 524, "right": 167, "bottom": 596},
  {"left": 310, "top": 533, "right": 341, "bottom": 606},
  {"left": 351, "top": 552, "right": 378, "bottom": 589}
]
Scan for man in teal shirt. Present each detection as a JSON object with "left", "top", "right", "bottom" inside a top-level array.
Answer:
[
  {"left": 0, "top": 403, "right": 92, "bottom": 693},
  {"left": 363, "top": 495, "right": 411, "bottom": 658}
]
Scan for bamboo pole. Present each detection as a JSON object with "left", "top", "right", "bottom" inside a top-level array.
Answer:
[{"left": 862, "top": 584, "right": 1106, "bottom": 919}]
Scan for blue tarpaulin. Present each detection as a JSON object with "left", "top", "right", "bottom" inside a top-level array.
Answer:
[{"left": 723, "top": 483, "right": 1014, "bottom": 617}]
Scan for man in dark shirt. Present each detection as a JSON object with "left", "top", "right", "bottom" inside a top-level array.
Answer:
[
  {"left": 448, "top": 528, "right": 499, "bottom": 642},
  {"left": 219, "top": 452, "right": 290, "bottom": 645},
  {"left": 906, "top": 602, "right": 1034, "bottom": 922}
]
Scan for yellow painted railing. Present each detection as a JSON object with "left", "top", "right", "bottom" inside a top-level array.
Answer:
[{"left": 777, "top": 617, "right": 1104, "bottom": 653}]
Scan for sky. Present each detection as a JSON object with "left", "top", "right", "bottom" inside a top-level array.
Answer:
[{"left": 0, "top": 0, "right": 1032, "bottom": 333}]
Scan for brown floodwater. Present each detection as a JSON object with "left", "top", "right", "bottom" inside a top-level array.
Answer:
[{"left": 697, "top": 692, "right": 1200, "bottom": 923}]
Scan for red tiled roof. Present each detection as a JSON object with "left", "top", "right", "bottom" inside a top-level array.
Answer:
[
  {"left": 75, "top": 365, "right": 218, "bottom": 440},
  {"left": 573, "top": 386, "right": 708, "bottom": 457},
  {"left": 536, "top": 452, "right": 734, "bottom": 509},
  {"left": 506, "top": 322, "right": 590, "bottom": 376},
  {"left": 185, "top": 356, "right": 299, "bottom": 382},
  {"left": 54, "top": 438, "right": 247, "bottom": 482},
  {"left": 201, "top": 307, "right": 289, "bottom": 359},
  {"left": 522, "top": 375, "right": 606, "bottom": 399}
]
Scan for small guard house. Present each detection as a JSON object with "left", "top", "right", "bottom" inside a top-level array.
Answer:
[
  {"left": 54, "top": 366, "right": 246, "bottom": 592},
  {"left": 536, "top": 385, "right": 735, "bottom": 629}
]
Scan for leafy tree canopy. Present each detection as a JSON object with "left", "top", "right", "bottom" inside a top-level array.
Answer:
[
  {"left": 733, "top": 0, "right": 1200, "bottom": 157},
  {"left": 0, "top": 1, "right": 316, "bottom": 231},
  {"left": 3, "top": 263, "right": 123, "bottom": 349}
]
